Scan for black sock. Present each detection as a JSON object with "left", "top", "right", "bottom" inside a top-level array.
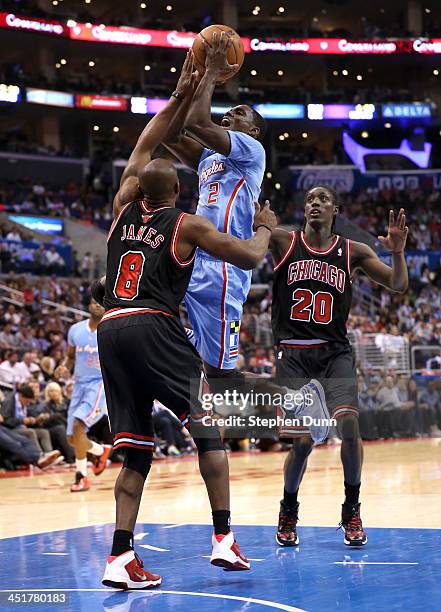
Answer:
[
  {"left": 283, "top": 488, "right": 298, "bottom": 509},
  {"left": 111, "top": 529, "right": 133, "bottom": 556},
  {"left": 212, "top": 510, "right": 231, "bottom": 535},
  {"left": 344, "top": 482, "right": 361, "bottom": 506}
]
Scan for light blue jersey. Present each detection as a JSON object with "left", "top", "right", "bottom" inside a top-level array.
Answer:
[
  {"left": 66, "top": 319, "right": 107, "bottom": 433},
  {"left": 67, "top": 319, "right": 102, "bottom": 383},
  {"left": 185, "top": 130, "right": 266, "bottom": 369}
]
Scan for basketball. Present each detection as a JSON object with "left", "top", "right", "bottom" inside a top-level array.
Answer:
[{"left": 192, "top": 24, "right": 244, "bottom": 82}]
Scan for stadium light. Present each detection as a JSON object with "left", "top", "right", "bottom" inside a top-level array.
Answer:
[
  {"left": 385, "top": 122, "right": 391, "bottom": 128},
  {"left": 275, "top": 183, "right": 281, "bottom": 189},
  {"left": 89, "top": 60, "right": 95, "bottom": 67},
  {"left": 277, "top": 70, "right": 284, "bottom": 76},
  {"left": 357, "top": 75, "right": 363, "bottom": 80},
  {"left": 302, "top": 132, "right": 308, "bottom": 139},
  {"left": 433, "top": 69, "right": 439, "bottom": 75},
  {"left": 60, "top": 58, "right": 67, "bottom": 65},
  {"left": 361, "top": 131, "right": 369, "bottom": 138},
  {"left": 266, "top": 172, "right": 272, "bottom": 179},
  {"left": 342, "top": 69, "right": 349, "bottom": 76},
  {"left": 140, "top": 2, "right": 147, "bottom": 7},
  {"left": 166, "top": 4, "right": 172, "bottom": 11},
  {"left": 93, "top": 125, "right": 100, "bottom": 131},
  {"left": 113, "top": 126, "right": 119, "bottom": 133},
  {"left": 250, "top": 69, "right": 257, "bottom": 76},
  {"left": 170, "top": 67, "right": 176, "bottom": 73},
  {"left": 144, "top": 65, "right": 151, "bottom": 71}
]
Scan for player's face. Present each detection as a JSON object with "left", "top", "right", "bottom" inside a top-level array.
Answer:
[
  {"left": 304, "top": 187, "right": 338, "bottom": 228},
  {"left": 221, "top": 105, "right": 256, "bottom": 136},
  {"left": 89, "top": 299, "right": 105, "bottom": 320}
]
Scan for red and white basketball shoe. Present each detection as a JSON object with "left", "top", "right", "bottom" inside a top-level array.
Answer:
[
  {"left": 102, "top": 550, "right": 162, "bottom": 590},
  {"left": 210, "top": 531, "right": 250, "bottom": 571},
  {"left": 92, "top": 445, "right": 112, "bottom": 476},
  {"left": 70, "top": 471, "right": 90, "bottom": 492}
]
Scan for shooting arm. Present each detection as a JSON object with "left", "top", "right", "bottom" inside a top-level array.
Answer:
[
  {"left": 113, "top": 95, "right": 183, "bottom": 215},
  {"left": 352, "top": 242, "right": 408, "bottom": 293},
  {"left": 185, "top": 69, "right": 231, "bottom": 156},
  {"left": 162, "top": 94, "right": 204, "bottom": 170}
]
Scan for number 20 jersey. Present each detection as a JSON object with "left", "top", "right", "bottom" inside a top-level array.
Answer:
[
  {"left": 104, "top": 201, "right": 194, "bottom": 317},
  {"left": 271, "top": 231, "right": 353, "bottom": 345}
]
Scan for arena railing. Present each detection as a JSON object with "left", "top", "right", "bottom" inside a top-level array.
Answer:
[
  {"left": 348, "top": 331, "right": 411, "bottom": 374},
  {"left": 0, "top": 283, "right": 88, "bottom": 323}
]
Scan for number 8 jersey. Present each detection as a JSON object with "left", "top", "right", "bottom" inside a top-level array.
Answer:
[
  {"left": 104, "top": 201, "right": 195, "bottom": 317},
  {"left": 271, "top": 231, "right": 353, "bottom": 345}
]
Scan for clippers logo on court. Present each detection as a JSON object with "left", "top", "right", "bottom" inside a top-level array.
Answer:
[
  {"left": 200, "top": 159, "right": 226, "bottom": 184},
  {"left": 287, "top": 259, "right": 346, "bottom": 293},
  {"left": 229, "top": 320, "right": 240, "bottom": 358}
]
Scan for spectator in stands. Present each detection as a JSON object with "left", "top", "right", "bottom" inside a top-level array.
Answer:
[
  {"left": 0, "top": 414, "right": 60, "bottom": 471},
  {"left": 81, "top": 252, "right": 93, "bottom": 280},
  {"left": 418, "top": 383, "right": 441, "bottom": 437},
  {"left": 376, "top": 376, "right": 401, "bottom": 438},
  {"left": 33, "top": 245, "right": 48, "bottom": 275},
  {"left": 46, "top": 246, "right": 66, "bottom": 276},
  {"left": 152, "top": 401, "right": 192, "bottom": 456},
  {"left": 4, "top": 305, "right": 22, "bottom": 327},
  {"left": 0, "top": 350, "right": 21, "bottom": 385},
  {"left": 40, "top": 356, "right": 56, "bottom": 382},
  {"left": 0, "top": 385, "right": 54, "bottom": 454},
  {"left": 0, "top": 323, "right": 18, "bottom": 350},
  {"left": 6, "top": 228, "right": 22, "bottom": 242},
  {"left": 396, "top": 375, "right": 416, "bottom": 437},
  {"left": 13, "top": 351, "right": 38, "bottom": 384}
]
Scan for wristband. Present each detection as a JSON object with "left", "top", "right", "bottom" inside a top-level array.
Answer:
[
  {"left": 391, "top": 250, "right": 404, "bottom": 254},
  {"left": 255, "top": 224, "right": 273, "bottom": 233},
  {"left": 171, "top": 91, "right": 185, "bottom": 102}
]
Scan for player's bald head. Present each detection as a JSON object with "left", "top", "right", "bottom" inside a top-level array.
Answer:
[{"left": 138, "top": 158, "right": 179, "bottom": 205}]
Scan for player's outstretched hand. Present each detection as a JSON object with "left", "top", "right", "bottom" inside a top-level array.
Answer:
[
  {"left": 377, "top": 208, "right": 408, "bottom": 253},
  {"left": 253, "top": 200, "right": 277, "bottom": 233},
  {"left": 175, "top": 50, "right": 198, "bottom": 97},
  {"left": 203, "top": 31, "right": 239, "bottom": 76}
]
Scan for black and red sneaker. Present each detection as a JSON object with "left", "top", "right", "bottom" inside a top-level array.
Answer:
[
  {"left": 339, "top": 502, "right": 367, "bottom": 546},
  {"left": 276, "top": 501, "right": 300, "bottom": 546}
]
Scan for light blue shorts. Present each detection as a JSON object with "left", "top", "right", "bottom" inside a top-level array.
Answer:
[
  {"left": 184, "top": 253, "right": 251, "bottom": 370},
  {"left": 67, "top": 380, "right": 108, "bottom": 435}
]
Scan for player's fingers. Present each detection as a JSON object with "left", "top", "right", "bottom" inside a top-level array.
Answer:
[
  {"left": 389, "top": 209, "right": 394, "bottom": 226},
  {"left": 254, "top": 201, "right": 261, "bottom": 214},
  {"left": 377, "top": 235, "right": 386, "bottom": 244},
  {"left": 399, "top": 210, "right": 406, "bottom": 230}
]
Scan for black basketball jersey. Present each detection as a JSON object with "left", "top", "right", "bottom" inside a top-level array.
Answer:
[
  {"left": 104, "top": 201, "right": 195, "bottom": 317},
  {"left": 271, "top": 230, "right": 352, "bottom": 344}
]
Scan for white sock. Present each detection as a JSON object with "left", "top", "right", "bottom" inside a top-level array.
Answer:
[
  {"left": 76, "top": 458, "right": 88, "bottom": 476},
  {"left": 88, "top": 441, "right": 104, "bottom": 456}
]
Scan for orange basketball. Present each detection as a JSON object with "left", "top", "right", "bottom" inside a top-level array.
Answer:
[{"left": 192, "top": 24, "right": 244, "bottom": 82}]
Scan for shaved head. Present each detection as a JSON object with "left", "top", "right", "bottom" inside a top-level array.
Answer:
[{"left": 138, "top": 158, "right": 179, "bottom": 205}]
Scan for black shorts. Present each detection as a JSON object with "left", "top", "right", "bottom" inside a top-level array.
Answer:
[
  {"left": 97, "top": 312, "right": 204, "bottom": 453},
  {"left": 276, "top": 342, "right": 358, "bottom": 437}
]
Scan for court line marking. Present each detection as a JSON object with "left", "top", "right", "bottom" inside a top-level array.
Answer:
[
  {"left": 139, "top": 544, "right": 170, "bottom": 552},
  {"left": 162, "top": 523, "right": 188, "bottom": 529},
  {"left": 0, "top": 589, "right": 305, "bottom": 611},
  {"left": 334, "top": 562, "right": 419, "bottom": 566},
  {"left": 133, "top": 532, "right": 149, "bottom": 541},
  {"left": 42, "top": 553, "right": 69, "bottom": 556},
  {"left": 201, "top": 555, "right": 265, "bottom": 561}
]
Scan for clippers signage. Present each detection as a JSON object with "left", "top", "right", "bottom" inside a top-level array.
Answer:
[
  {"left": 413, "top": 39, "right": 441, "bottom": 54},
  {"left": 76, "top": 95, "right": 128, "bottom": 111},
  {"left": 69, "top": 22, "right": 252, "bottom": 52},
  {"left": 0, "top": 12, "right": 67, "bottom": 36}
]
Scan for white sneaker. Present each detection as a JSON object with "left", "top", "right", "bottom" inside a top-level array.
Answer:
[
  {"left": 295, "top": 379, "right": 330, "bottom": 443},
  {"left": 210, "top": 530, "right": 250, "bottom": 571},
  {"left": 102, "top": 550, "right": 162, "bottom": 590}
]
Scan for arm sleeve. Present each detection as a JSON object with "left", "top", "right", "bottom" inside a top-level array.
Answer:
[
  {"left": 67, "top": 326, "right": 75, "bottom": 348},
  {"left": 227, "top": 131, "right": 265, "bottom": 168}
]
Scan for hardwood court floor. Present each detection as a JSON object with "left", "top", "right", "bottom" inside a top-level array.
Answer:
[{"left": 1, "top": 438, "right": 440, "bottom": 540}]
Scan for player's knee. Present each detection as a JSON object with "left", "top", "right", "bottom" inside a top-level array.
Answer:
[
  {"left": 292, "top": 436, "right": 314, "bottom": 458},
  {"left": 122, "top": 447, "right": 152, "bottom": 480},
  {"left": 193, "top": 436, "right": 225, "bottom": 456},
  {"left": 72, "top": 418, "right": 86, "bottom": 439},
  {"left": 337, "top": 414, "right": 360, "bottom": 442}
]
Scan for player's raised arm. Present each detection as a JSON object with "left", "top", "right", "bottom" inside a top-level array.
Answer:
[
  {"left": 179, "top": 201, "right": 276, "bottom": 269},
  {"left": 162, "top": 56, "right": 204, "bottom": 170},
  {"left": 184, "top": 32, "right": 238, "bottom": 156},
  {"left": 351, "top": 208, "right": 409, "bottom": 293},
  {"left": 113, "top": 51, "right": 196, "bottom": 215}
]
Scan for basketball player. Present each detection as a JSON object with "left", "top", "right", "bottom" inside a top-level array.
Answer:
[
  {"left": 162, "top": 40, "right": 330, "bottom": 443},
  {"left": 270, "top": 186, "right": 408, "bottom": 547},
  {"left": 95, "top": 54, "right": 277, "bottom": 589},
  {"left": 162, "top": 33, "right": 267, "bottom": 381},
  {"left": 54, "top": 298, "right": 111, "bottom": 492}
]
